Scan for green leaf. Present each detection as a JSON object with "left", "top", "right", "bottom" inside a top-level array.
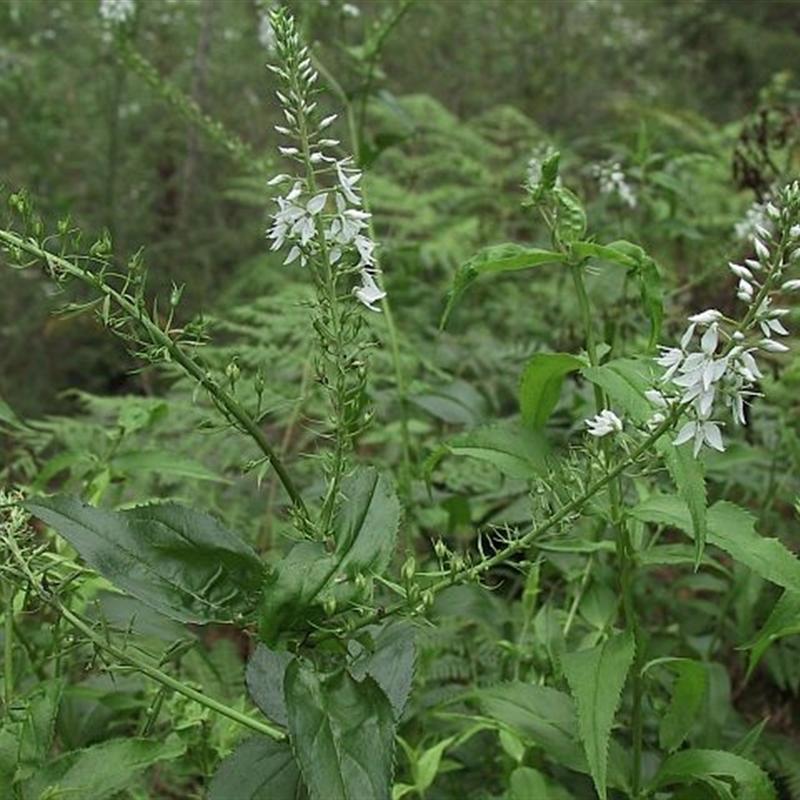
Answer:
[
  {"left": 21, "top": 735, "right": 186, "bottom": 800},
  {"left": 110, "top": 450, "right": 230, "bottom": 483},
  {"left": 582, "top": 358, "right": 655, "bottom": 423},
  {"left": 25, "top": 495, "right": 265, "bottom": 624},
  {"left": 333, "top": 467, "right": 400, "bottom": 577},
  {"left": 647, "top": 749, "right": 776, "bottom": 799},
  {"left": 742, "top": 590, "right": 800, "bottom": 680},
  {"left": 246, "top": 644, "right": 293, "bottom": 727},
  {"left": 441, "top": 244, "right": 566, "bottom": 327},
  {"left": 208, "top": 737, "right": 305, "bottom": 800},
  {"left": 1, "top": 680, "right": 64, "bottom": 785},
  {"left": 350, "top": 620, "right": 416, "bottom": 720},
  {"left": 258, "top": 541, "right": 334, "bottom": 645},
  {"left": 409, "top": 380, "right": 487, "bottom": 425},
  {"left": 573, "top": 241, "right": 663, "bottom": 350},
  {"left": 475, "top": 683, "right": 585, "bottom": 773},
  {"left": 408, "top": 736, "right": 456, "bottom": 795},
  {"left": 631, "top": 496, "right": 800, "bottom": 593},
  {"left": 508, "top": 766, "right": 576, "bottom": 800},
  {"left": 429, "top": 423, "right": 550, "bottom": 481},
  {"left": 518, "top": 353, "right": 586, "bottom": 429},
  {"left": 659, "top": 660, "right": 709, "bottom": 752},
  {"left": 561, "top": 632, "right": 635, "bottom": 800},
  {"left": 258, "top": 468, "right": 399, "bottom": 645},
  {"left": 285, "top": 662, "right": 395, "bottom": 800},
  {"left": 657, "top": 436, "right": 708, "bottom": 565},
  {"left": 553, "top": 187, "right": 587, "bottom": 243}
]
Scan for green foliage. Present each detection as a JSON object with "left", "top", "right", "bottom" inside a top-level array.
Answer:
[
  {"left": 3, "top": 2, "right": 800, "bottom": 798},
  {"left": 561, "top": 633, "right": 636, "bottom": 800},
  {"left": 25, "top": 496, "right": 265, "bottom": 624}
]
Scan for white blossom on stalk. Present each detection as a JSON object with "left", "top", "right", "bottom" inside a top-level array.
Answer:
[
  {"left": 647, "top": 181, "right": 800, "bottom": 457},
  {"left": 586, "top": 409, "right": 623, "bottom": 438},
  {"left": 265, "top": 9, "right": 385, "bottom": 311},
  {"left": 99, "top": 0, "right": 135, "bottom": 25},
  {"left": 592, "top": 160, "right": 637, "bottom": 209}
]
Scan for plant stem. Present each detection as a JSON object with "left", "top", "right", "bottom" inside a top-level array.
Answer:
[
  {"left": 3, "top": 527, "right": 286, "bottom": 742},
  {"left": 0, "top": 230, "right": 313, "bottom": 534},
  {"left": 337, "top": 410, "right": 680, "bottom": 639},
  {"left": 2, "top": 578, "right": 14, "bottom": 710},
  {"left": 57, "top": 602, "right": 286, "bottom": 742}
]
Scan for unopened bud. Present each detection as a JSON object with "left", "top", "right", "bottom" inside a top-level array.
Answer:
[{"left": 401, "top": 556, "right": 416, "bottom": 585}]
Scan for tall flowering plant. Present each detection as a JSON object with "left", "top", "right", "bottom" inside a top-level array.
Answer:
[{"left": 4, "top": 6, "right": 800, "bottom": 799}]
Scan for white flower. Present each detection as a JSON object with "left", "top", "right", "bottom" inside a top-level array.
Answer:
[
  {"left": 354, "top": 270, "right": 386, "bottom": 312},
  {"left": 99, "top": 0, "right": 135, "bottom": 24},
  {"left": 673, "top": 419, "right": 725, "bottom": 457},
  {"left": 592, "top": 160, "right": 637, "bottom": 208},
  {"left": 687, "top": 309, "right": 723, "bottom": 325},
  {"left": 585, "top": 410, "right": 623, "bottom": 438}
]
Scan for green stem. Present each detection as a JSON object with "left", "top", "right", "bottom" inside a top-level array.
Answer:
[
  {"left": 335, "top": 410, "right": 681, "bottom": 640},
  {"left": 315, "top": 47, "right": 414, "bottom": 508},
  {"left": 2, "top": 528, "right": 285, "bottom": 741},
  {"left": 57, "top": 602, "right": 286, "bottom": 741},
  {"left": 571, "top": 250, "right": 645, "bottom": 793},
  {"left": 2, "top": 578, "right": 14, "bottom": 711},
  {"left": 0, "top": 231, "right": 312, "bottom": 534}
]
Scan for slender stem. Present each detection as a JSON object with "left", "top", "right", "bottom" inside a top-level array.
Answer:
[
  {"left": 334, "top": 410, "right": 680, "bottom": 640},
  {"left": 571, "top": 256, "right": 644, "bottom": 795},
  {"left": 57, "top": 602, "right": 286, "bottom": 742},
  {"left": 2, "top": 528, "right": 286, "bottom": 742},
  {"left": 315, "top": 44, "right": 414, "bottom": 508},
  {"left": 0, "top": 231, "right": 312, "bottom": 533},
  {"left": 2, "top": 578, "right": 14, "bottom": 710}
]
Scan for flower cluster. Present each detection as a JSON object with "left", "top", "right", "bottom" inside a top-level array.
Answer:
[
  {"left": 591, "top": 161, "right": 637, "bottom": 209},
  {"left": 647, "top": 182, "right": 800, "bottom": 456},
  {"left": 734, "top": 198, "right": 772, "bottom": 243},
  {"left": 265, "top": 10, "right": 385, "bottom": 311},
  {"left": 98, "top": 0, "right": 136, "bottom": 26}
]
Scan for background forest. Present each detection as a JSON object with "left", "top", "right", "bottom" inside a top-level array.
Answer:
[{"left": 3, "top": 0, "right": 800, "bottom": 798}]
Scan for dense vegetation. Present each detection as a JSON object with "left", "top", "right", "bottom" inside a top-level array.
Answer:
[{"left": 2, "top": 1, "right": 800, "bottom": 798}]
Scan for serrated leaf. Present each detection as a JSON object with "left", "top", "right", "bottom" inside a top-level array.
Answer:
[
  {"left": 631, "top": 496, "right": 800, "bottom": 593},
  {"left": 561, "top": 632, "right": 635, "bottom": 800},
  {"left": 208, "top": 736, "right": 305, "bottom": 800},
  {"left": 258, "top": 468, "right": 399, "bottom": 645},
  {"left": 659, "top": 660, "right": 708, "bottom": 752},
  {"left": 350, "top": 620, "right": 416, "bottom": 720},
  {"left": 21, "top": 736, "right": 186, "bottom": 800},
  {"left": 518, "top": 353, "right": 586, "bottom": 429},
  {"left": 657, "top": 436, "right": 707, "bottom": 565},
  {"left": 25, "top": 495, "right": 264, "bottom": 624},
  {"left": 475, "top": 683, "right": 583, "bottom": 772},
  {"left": 246, "top": 644, "right": 293, "bottom": 727},
  {"left": 647, "top": 749, "right": 776, "bottom": 799},
  {"left": 742, "top": 590, "right": 800, "bottom": 680},
  {"left": 441, "top": 244, "right": 566, "bottom": 327},
  {"left": 285, "top": 662, "right": 395, "bottom": 800},
  {"left": 432, "top": 423, "right": 550, "bottom": 480},
  {"left": 333, "top": 467, "right": 399, "bottom": 577},
  {"left": 582, "top": 358, "right": 655, "bottom": 423}
]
